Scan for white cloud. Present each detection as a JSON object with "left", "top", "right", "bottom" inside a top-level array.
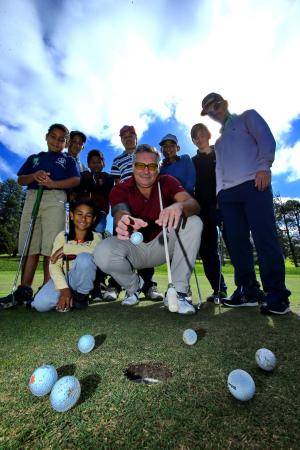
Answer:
[
  {"left": 0, "top": 0, "right": 300, "bottom": 168},
  {"left": 0, "top": 156, "right": 15, "bottom": 180},
  {"left": 273, "top": 141, "right": 300, "bottom": 182}
]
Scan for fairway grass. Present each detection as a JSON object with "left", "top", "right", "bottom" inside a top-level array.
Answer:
[{"left": 0, "top": 259, "right": 299, "bottom": 449}]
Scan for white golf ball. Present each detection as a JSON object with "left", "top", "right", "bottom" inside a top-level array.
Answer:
[
  {"left": 183, "top": 329, "right": 198, "bottom": 345},
  {"left": 227, "top": 369, "right": 255, "bottom": 401},
  {"left": 255, "top": 348, "right": 277, "bottom": 371},
  {"left": 78, "top": 334, "right": 95, "bottom": 353},
  {"left": 28, "top": 364, "right": 58, "bottom": 397},
  {"left": 50, "top": 376, "right": 81, "bottom": 412},
  {"left": 130, "top": 231, "right": 143, "bottom": 245}
]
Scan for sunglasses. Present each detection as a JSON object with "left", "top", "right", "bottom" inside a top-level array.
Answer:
[
  {"left": 134, "top": 162, "right": 159, "bottom": 172},
  {"left": 204, "top": 100, "right": 224, "bottom": 114}
]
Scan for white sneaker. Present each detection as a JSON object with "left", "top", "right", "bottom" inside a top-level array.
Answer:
[
  {"left": 122, "top": 292, "right": 139, "bottom": 306},
  {"left": 103, "top": 287, "right": 119, "bottom": 301},
  {"left": 178, "top": 297, "right": 196, "bottom": 315},
  {"left": 145, "top": 286, "right": 164, "bottom": 301}
]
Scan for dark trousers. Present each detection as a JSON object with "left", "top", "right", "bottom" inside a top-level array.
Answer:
[
  {"left": 199, "top": 212, "right": 226, "bottom": 293},
  {"left": 218, "top": 181, "right": 288, "bottom": 295}
]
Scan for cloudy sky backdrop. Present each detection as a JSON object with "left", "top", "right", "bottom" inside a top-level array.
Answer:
[{"left": 0, "top": 0, "right": 300, "bottom": 198}]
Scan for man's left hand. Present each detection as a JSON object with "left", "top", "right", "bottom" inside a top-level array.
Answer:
[
  {"left": 155, "top": 203, "right": 183, "bottom": 231},
  {"left": 255, "top": 171, "right": 271, "bottom": 191}
]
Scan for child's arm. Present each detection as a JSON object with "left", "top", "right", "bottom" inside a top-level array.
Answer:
[
  {"left": 18, "top": 170, "right": 50, "bottom": 186},
  {"left": 38, "top": 176, "right": 80, "bottom": 190}
]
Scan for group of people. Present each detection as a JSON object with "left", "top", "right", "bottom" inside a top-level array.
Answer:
[{"left": 4, "top": 92, "right": 291, "bottom": 316}]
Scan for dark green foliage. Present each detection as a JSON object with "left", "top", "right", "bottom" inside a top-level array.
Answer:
[{"left": 0, "top": 178, "right": 24, "bottom": 255}]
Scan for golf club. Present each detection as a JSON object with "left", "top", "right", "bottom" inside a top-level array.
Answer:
[
  {"left": 157, "top": 182, "right": 178, "bottom": 313},
  {"left": 0, "top": 186, "right": 44, "bottom": 309},
  {"left": 64, "top": 201, "right": 70, "bottom": 287},
  {"left": 215, "top": 223, "right": 224, "bottom": 312}
]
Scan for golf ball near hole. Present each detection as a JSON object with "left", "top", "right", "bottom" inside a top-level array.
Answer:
[
  {"left": 78, "top": 334, "right": 95, "bottom": 353},
  {"left": 130, "top": 231, "right": 143, "bottom": 245},
  {"left": 227, "top": 369, "right": 255, "bottom": 401},
  {"left": 183, "top": 329, "right": 198, "bottom": 345},
  {"left": 50, "top": 376, "right": 81, "bottom": 412},
  {"left": 255, "top": 348, "right": 277, "bottom": 371},
  {"left": 28, "top": 364, "right": 58, "bottom": 397}
]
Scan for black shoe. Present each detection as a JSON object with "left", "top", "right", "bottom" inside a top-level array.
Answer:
[
  {"left": 222, "top": 286, "right": 263, "bottom": 308},
  {"left": 0, "top": 285, "right": 33, "bottom": 309},
  {"left": 72, "top": 291, "right": 89, "bottom": 310},
  {"left": 207, "top": 290, "right": 227, "bottom": 303},
  {"left": 260, "top": 293, "right": 291, "bottom": 315}
]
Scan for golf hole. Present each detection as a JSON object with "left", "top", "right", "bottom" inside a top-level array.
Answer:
[{"left": 124, "top": 362, "right": 173, "bottom": 385}]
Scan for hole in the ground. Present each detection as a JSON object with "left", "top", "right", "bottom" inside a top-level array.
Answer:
[{"left": 124, "top": 362, "right": 173, "bottom": 385}]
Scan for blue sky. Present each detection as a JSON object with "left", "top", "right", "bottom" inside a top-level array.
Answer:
[{"left": 0, "top": 0, "right": 300, "bottom": 202}]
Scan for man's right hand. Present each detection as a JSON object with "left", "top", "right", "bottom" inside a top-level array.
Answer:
[{"left": 116, "top": 214, "right": 147, "bottom": 240}]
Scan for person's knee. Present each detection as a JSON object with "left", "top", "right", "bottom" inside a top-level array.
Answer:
[
  {"left": 93, "top": 238, "right": 114, "bottom": 272},
  {"left": 32, "top": 293, "right": 52, "bottom": 312},
  {"left": 76, "top": 252, "right": 94, "bottom": 267}
]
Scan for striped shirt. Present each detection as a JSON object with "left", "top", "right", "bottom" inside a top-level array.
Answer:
[{"left": 110, "top": 151, "right": 134, "bottom": 181}]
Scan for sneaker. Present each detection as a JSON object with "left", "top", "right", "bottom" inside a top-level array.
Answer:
[
  {"left": 207, "top": 291, "right": 227, "bottom": 303},
  {"left": 144, "top": 285, "right": 164, "bottom": 301},
  {"left": 260, "top": 293, "right": 291, "bottom": 315},
  {"left": 222, "top": 286, "right": 262, "bottom": 308},
  {"left": 122, "top": 292, "right": 139, "bottom": 306},
  {"left": 91, "top": 289, "right": 102, "bottom": 302},
  {"left": 177, "top": 293, "right": 196, "bottom": 315},
  {"left": 103, "top": 287, "right": 119, "bottom": 302},
  {"left": 72, "top": 291, "right": 89, "bottom": 310}
]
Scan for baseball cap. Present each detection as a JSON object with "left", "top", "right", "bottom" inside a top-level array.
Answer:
[
  {"left": 159, "top": 134, "right": 178, "bottom": 146},
  {"left": 119, "top": 125, "right": 137, "bottom": 137},
  {"left": 201, "top": 93, "right": 224, "bottom": 116}
]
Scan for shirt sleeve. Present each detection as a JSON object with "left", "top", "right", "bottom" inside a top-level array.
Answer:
[
  {"left": 109, "top": 183, "right": 129, "bottom": 209},
  {"left": 17, "top": 155, "right": 35, "bottom": 176},
  {"left": 110, "top": 158, "right": 121, "bottom": 177},
  {"left": 65, "top": 156, "right": 80, "bottom": 178},
  {"left": 243, "top": 109, "right": 276, "bottom": 171},
  {"left": 182, "top": 155, "right": 196, "bottom": 194}
]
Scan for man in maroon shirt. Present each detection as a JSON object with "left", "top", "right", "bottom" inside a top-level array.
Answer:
[{"left": 94, "top": 144, "right": 202, "bottom": 314}]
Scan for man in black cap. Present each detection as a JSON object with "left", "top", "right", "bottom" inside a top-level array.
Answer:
[{"left": 201, "top": 93, "right": 291, "bottom": 315}]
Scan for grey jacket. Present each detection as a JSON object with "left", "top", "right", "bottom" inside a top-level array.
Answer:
[{"left": 215, "top": 109, "right": 276, "bottom": 194}]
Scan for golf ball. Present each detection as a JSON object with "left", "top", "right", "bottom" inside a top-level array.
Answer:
[
  {"left": 227, "top": 369, "right": 255, "bottom": 401},
  {"left": 78, "top": 334, "right": 95, "bottom": 353},
  {"left": 28, "top": 364, "right": 58, "bottom": 397},
  {"left": 50, "top": 376, "right": 81, "bottom": 412},
  {"left": 183, "top": 329, "right": 198, "bottom": 345},
  {"left": 255, "top": 348, "right": 277, "bottom": 371},
  {"left": 130, "top": 231, "right": 143, "bottom": 245}
]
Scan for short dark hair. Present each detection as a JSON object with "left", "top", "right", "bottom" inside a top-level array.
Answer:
[
  {"left": 87, "top": 149, "right": 104, "bottom": 164},
  {"left": 47, "top": 123, "right": 69, "bottom": 139},
  {"left": 190, "top": 123, "right": 211, "bottom": 140},
  {"left": 70, "top": 130, "right": 87, "bottom": 143}
]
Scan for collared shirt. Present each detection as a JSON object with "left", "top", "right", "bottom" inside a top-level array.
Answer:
[
  {"left": 109, "top": 174, "right": 185, "bottom": 242},
  {"left": 160, "top": 154, "right": 196, "bottom": 195},
  {"left": 110, "top": 151, "right": 134, "bottom": 181},
  {"left": 65, "top": 152, "right": 88, "bottom": 173}
]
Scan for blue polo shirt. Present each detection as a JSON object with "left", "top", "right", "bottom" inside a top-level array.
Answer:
[
  {"left": 17, "top": 151, "right": 80, "bottom": 190},
  {"left": 160, "top": 154, "right": 196, "bottom": 195}
]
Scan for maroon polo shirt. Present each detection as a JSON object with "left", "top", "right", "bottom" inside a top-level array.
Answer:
[{"left": 109, "top": 174, "right": 185, "bottom": 242}]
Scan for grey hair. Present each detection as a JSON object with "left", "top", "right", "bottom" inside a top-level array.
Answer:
[{"left": 132, "top": 144, "right": 161, "bottom": 165}]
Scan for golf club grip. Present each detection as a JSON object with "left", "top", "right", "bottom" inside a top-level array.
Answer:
[
  {"left": 157, "top": 182, "right": 172, "bottom": 285},
  {"left": 31, "top": 186, "right": 44, "bottom": 218}
]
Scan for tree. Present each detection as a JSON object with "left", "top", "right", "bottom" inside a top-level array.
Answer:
[
  {"left": 274, "top": 195, "right": 299, "bottom": 267},
  {"left": 0, "top": 178, "right": 24, "bottom": 255}
]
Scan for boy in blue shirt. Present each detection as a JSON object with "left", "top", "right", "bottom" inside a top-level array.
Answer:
[{"left": 15, "top": 123, "right": 80, "bottom": 303}]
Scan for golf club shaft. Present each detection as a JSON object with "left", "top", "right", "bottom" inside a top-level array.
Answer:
[
  {"left": 64, "top": 202, "right": 70, "bottom": 286},
  {"left": 12, "top": 186, "right": 44, "bottom": 302},
  {"left": 157, "top": 182, "right": 172, "bottom": 285}
]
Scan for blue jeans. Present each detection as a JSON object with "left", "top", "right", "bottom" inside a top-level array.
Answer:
[
  {"left": 32, "top": 253, "right": 97, "bottom": 312},
  {"left": 218, "top": 181, "right": 289, "bottom": 296}
]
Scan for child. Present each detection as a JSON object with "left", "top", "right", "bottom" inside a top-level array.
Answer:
[
  {"left": 191, "top": 123, "right": 227, "bottom": 302},
  {"left": 16, "top": 124, "right": 80, "bottom": 303},
  {"left": 159, "top": 133, "right": 196, "bottom": 194},
  {"left": 76, "top": 149, "right": 114, "bottom": 232},
  {"left": 31, "top": 200, "right": 101, "bottom": 312}
]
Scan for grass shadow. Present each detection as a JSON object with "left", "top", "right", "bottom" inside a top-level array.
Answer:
[
  {"left": 57, "top": 363, "right": 76, "bottom": 377},
  {"left": 94, "top": 334, "right": 107, "bottom": 349},
  {"left": 79, "top": 374, "right": 101, "bottom": 403}
]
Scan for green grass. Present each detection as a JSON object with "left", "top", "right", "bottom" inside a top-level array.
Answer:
[{"left": 0, "top": 257, "right": 299, "bottom": 449}]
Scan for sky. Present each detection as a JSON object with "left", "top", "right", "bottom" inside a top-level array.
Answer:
[{"left": 0, "top": 0, "right": 300, "bottom": 201}]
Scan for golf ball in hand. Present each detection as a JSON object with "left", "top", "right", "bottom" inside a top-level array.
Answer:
[
  {"left": 130, "top": 231, "right": 143, "bottom": 245},
  {"left": 50, "top": 376, "right": 81, "bottom": 412},
  {"left": 183, "top": 329, "right": 198, "bottom": 345},
  {"left": 28, "top": 364, "right": 58, "bottom": 397},
  {"left": 227, "top": 369, "right": 255, "bottom": 401},
  {"left": 255, "top": 348, "right": 277, "bottom": 371},
  {"left": 78, "top": 334, "right": 95, "bottom": 353}
]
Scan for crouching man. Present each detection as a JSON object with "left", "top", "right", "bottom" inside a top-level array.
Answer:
[{"left": 94, "top": 144, "right": 203, "bottom": 314}]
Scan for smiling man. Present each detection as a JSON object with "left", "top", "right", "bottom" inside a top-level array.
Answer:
[
  {"left": 201, "top": 92, "right": 291, "bottom": 315},
  {"left": 94, "top": 144, "right": 202, "bottom": 314}
]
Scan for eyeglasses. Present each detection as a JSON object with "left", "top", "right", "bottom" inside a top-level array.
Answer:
[
  {"left": 134, "top": 162, "right": 159, "bottom": 172},
  {"left": 204, "top": 101, "right": 224, "bottom": 115}
]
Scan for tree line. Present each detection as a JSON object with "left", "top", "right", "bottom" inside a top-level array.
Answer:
[{"left": 0, "top": 178, "right": 299, "bottom": 266}]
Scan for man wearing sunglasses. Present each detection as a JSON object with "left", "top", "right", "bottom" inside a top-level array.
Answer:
[
  {"left": 201, "top": 92, "right": 291, "bottom": 315},
  {"left": 94, "top": 144, "right": 202, "bottom": 314}
]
